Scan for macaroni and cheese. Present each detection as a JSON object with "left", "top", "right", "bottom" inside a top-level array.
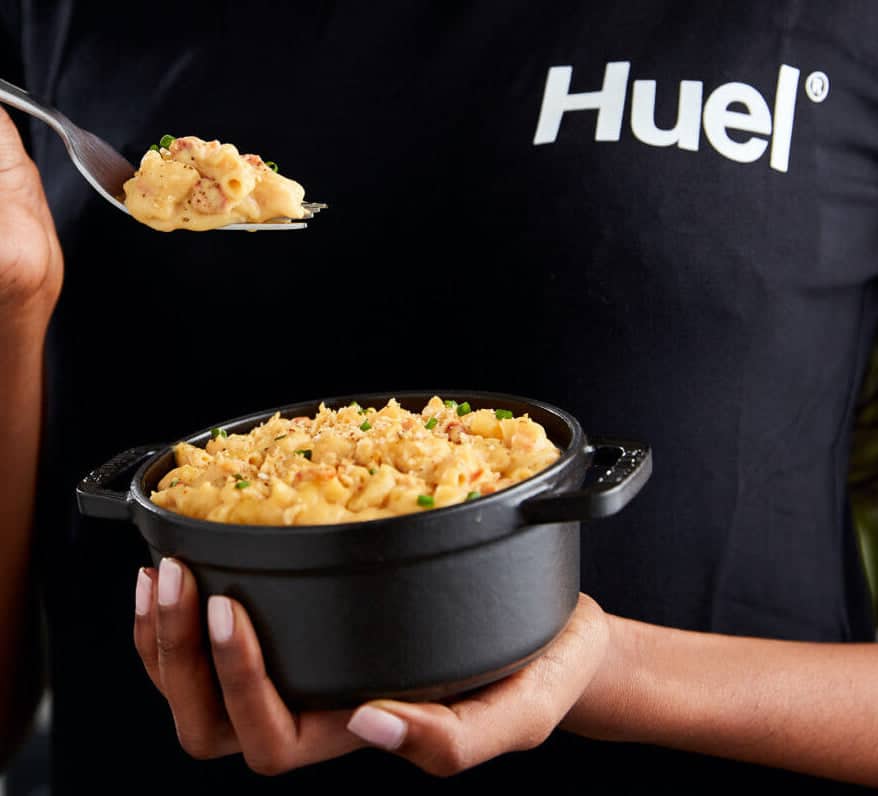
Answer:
[
  {"left": 150, "top": 397, "right": 561, "bottom": 526},
  {"left": 123, "top": 135, "right": 307, "bottom": 231}
]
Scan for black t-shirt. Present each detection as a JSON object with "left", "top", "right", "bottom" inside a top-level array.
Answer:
[{"left": 4, "top": 1, "right": 878, "bottom": 791}]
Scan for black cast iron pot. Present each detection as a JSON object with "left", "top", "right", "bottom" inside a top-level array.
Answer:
[{"left": 76, "top": 391, "right": 651, "bottom": 709}]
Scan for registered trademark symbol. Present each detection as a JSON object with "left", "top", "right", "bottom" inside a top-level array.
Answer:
[{"left": 805, "top": 71, "right": 830, "bottom": 102}]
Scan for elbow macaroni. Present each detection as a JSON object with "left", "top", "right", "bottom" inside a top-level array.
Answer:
[
  {"left": 151, "top": 397, "right": 562, "bottom": 526},
  {"left": 123, "top": 136, "right": 307, "bottom": 231}
]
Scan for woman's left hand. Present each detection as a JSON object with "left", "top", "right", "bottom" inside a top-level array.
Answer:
[
  {"left": 345, "top": 593, "right": 609, "bottom": 776},
  {"left": 135, "top": 559, "right": 608, "bottom": 778}
]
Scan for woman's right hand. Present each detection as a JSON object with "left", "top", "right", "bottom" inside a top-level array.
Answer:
[
  {"left": 0, "top": 105, "right": 62, "bottom": 321},
  {"left": 0, "top": 103, "right": 62, "bottom": 758}
]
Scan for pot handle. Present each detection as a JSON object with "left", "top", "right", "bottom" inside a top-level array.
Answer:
[
  {"left": 520, "top": 438, "right": 652, "bottom": 524},
  {"left": 75, "top": 444, "right": 160, "bottom": 521}
]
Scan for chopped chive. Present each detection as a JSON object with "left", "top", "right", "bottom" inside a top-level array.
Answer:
[
  {"left": 265, "top": 160, "right": 279, "bottom": 172},
  {"left": 368, "top": 467, "right": 377, "bottom": 475},
  {"left": 235, "top": 480, "right": 250, "bottom": 489},
  {"left": 169, "top": 478, "right": 180, "bottom": 488},
  {"left": 294, "top": 449, "right": 312, "bottom": 460},
  {"left": 274, "top": 434, "right": 287, "bottom": 441},
  {"left": 443, "top": 399, "right": 458, "bottom": 409},
  {"left": 210, "top": 427, "right": 228, "bottom": 439},
  {"left": 159, "top": 134, "right": 176, "bottom": 148},
  {"left": 425, "top": 416, "right": 439, "bottom": 430},
  {"left": 233, "top": 472, "right": 243, "bottom": 480},
  {"left": 466, "top": 491, "right": 481, "bottom": 501},
  {"left": 148, "top": 143, "right": 159, "bottom": 152},
  {"left": 349, "top": 401, "right": 361, "bottom": 409},
  {"left": 495, "top": 409, "right": 514, "bottom": 420},
  {"left": 417, "top": 494, "right": 435, "bottom": 507},
  {"left": 456, "top": 401, "right": 472, "bottom": 416},
  {"left": 360, "top": 420, "right": 372, "bottom": 431}
]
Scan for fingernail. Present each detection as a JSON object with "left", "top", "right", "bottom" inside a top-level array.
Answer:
[
  {"left": 157, "top": 558, "right": 182, "bottom": 607},
  {"left": 208, "top": 596, "right": 234, "bottom": 644},
  {"left": 347, "top": 705, "right": 407, "bottom": 750},
  {"left": 135, "top": 568, "right": 152, "bottom": 616}
]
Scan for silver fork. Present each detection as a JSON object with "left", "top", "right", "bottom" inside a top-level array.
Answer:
[{"left": 0, "top": 77, "right": 325, "bottom": 231}]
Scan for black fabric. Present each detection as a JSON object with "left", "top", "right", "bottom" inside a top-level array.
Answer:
[
  {"left": 4, "top": 0, "right": 878, "bottom": 791},
  {"left": 0, "top": 0, "right": 29, "bottom": 149}
]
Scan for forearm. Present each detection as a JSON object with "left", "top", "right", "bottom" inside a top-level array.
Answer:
[
  {"left": 0, "top": 308, "right": 51, "bottom": 760},
  {"left": 563, "top": 614, "right": 878, "bottom": 785}
]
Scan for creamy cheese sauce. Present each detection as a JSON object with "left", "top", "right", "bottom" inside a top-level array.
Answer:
[
  {"left": 150, "top": 397, "right": 561, "bottom": 526},
  {"left": 123, "top": 136, "right": 307, "bottom": 231}
]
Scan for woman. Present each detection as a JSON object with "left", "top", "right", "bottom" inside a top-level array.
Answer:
[{"left": 2, "top": 1, "right": 877, "bottom": 791}]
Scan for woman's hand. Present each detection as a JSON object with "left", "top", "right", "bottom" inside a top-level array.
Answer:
[
  {"left": 0, "top": 104, "right": 62, "bottom": 757},
  {"left": 133, "top": 559, "right": 367, "bottom": 774},
  {"left": 0, "top": 106, "right": 62, "bottom": 319},
  {"left": 345, "top": 592, "right": 609, "bottom": 776},
  {"left": 133, "top": 559, "right": 609, "bottom": 777}
]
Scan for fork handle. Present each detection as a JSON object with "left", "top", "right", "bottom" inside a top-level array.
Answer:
[{"left": 0, "top": 77, "right": 68, "bottom": 141}]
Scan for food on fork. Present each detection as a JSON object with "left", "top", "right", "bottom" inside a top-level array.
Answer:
[
  {"left": 151, "top": 397, "right": 562, "bottom": 526},
  {"left": 122, "top": 135, "right": 307, "bottom": 231}
]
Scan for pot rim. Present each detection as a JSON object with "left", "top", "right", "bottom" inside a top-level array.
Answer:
[{"left": 129, "top": 389, "right": 586, "bottom": 540}]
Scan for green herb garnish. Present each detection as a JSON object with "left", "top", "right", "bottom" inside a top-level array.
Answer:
[
  {"left": 159, "top": 134, "right": 176, "bottom": 148},
  {"left": 149, "top": 144, "right": 159, "bottom": 152},
  {"left": 466, "top": 491, "right": 481, "bottom": 501},
  {"left": 360, "top": 420, "right": 372, "bottom": 431},
  {"left": 456, "top": 401, "right": 472, "bottom": 416},
  {"left": 417, "top": 494, "right": 435, "bottom": 507},
  {"left": 235, "top": 480, "right": 250, "bottom": 489},
  {"left": 495, "top": 409, "right": 514, "bottom": 420},
  {"left": 294, "top": 449, "right": 313, "bottom": 460},
  {"left": 274, "top": 434, "right": 287, "bottom": 441},
  {"left": 210, "top": 427, "right": 228, "bottom": 439},
  {"left": 443, "top": 399, "right": 458, "bottom": 409},
  {"left": 369, "top": 467, "right": 377, "bottom": 475},
  {"left": 169, "top": 478, "right": 180, "bottom": 488},
  {"left": 425, "top": 417, "right": 439, "bottom": 430},
  {"left": 232, "top": 473, "right": 243, "bottom": 480},
  {"left": 265, "top": 161, "right": 279, "bottom": 172}
]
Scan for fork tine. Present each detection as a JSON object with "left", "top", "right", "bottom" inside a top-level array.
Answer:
[{"left": 219, "top": 221, "right": 310, "bottom": 231}]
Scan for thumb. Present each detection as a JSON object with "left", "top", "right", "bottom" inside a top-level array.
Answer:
[
  {"left": 346, "top": 699, "right": 477, "bottom": 777},
  {"left": 345, "top": 689, "right": 554, "bottom": 778},
  {"left": 0, "top": 103, "right": 57, "bottom": 231},
  {"left": 0, "top": 105, "right": 62, "bottom": 313},
  {"left": 344, "top": 595, "right": 609, "bottom": 777},
  {"left": 0, "top": 104, "right": 32, "bottom": 179}
]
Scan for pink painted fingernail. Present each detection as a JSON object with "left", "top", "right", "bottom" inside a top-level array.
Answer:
[
  {"left": 208, "top": 596, "right": 234, "bottom": 644},
  {"left": 157, "top": 558, "right": 182, "bottom": 607},
  {"left": 347, "top": 705, "right": 407, "bottom": 750},
  {"left": 135, "top": 568, "right": 152, "bottom": 616}
]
